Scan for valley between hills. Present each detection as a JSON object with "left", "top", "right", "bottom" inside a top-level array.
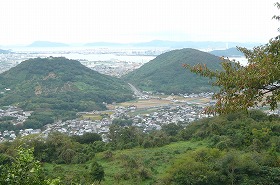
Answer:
[{"left": 0, "top": 47, "right": 279, "bottom": 185}]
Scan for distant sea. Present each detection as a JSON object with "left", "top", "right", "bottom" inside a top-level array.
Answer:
[
  {"left": 10, "top": 47, "right": 158, "bottom": 64},
  {"left": 228, "top": 57, "right": 248, "bottom": 66},
  {"left": 9, "top": 46, "right": 248, "bottom": 65},
  {"left": 39, "top": 53, "right": 156, "bottom": 64}
]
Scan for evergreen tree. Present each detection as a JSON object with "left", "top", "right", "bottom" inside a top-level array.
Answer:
[{"left": 90, "top": 161, "right": 105, "bottom": 183}]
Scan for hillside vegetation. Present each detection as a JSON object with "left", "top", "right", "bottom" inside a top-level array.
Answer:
[
  {"left": 0, "top": 110, "right": 279, "bottom": 184},
  {"left": 0, "top": 57, "right": 133, "bottom": 122},
  {"left": 123, "top": 48, "right": 222, "bottom": 94}
]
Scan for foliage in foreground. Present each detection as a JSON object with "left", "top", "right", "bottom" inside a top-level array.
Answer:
[
  {"left": 0, "top": 147, "right": 60, "bottom": 185},
  {"left": 160, "top": 148, "right": 279, "bottom": 185},
  {"left": 184, "top": 5, "right": 280, "bottom": 114},
  {"left": 185, "top": 36, "right": 280, "bottom": 114},
  {"left": 179, "top": 110, "right": 280, "bottom": 152},
  {"left": 0, "top": 110, "right": 279, "bottom": 185}
]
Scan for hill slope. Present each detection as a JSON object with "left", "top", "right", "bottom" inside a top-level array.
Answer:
[
  {"left": 123, "top": 48, "right": 222, "bottom": 94},
  {"left": 0, "top": 57, "right": 133, "bottom": 112}
]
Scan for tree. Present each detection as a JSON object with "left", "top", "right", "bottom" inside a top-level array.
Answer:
[
  {"left": 162, "top": 123, "right": 184, "bottom": 136},
  {"left": 71, "top": 132, "right": 102, "bottom": 144},
  {"left": 112, "top": 118, "right": 133, "bottom": 126},
  {"left": 108, "top": 125, "right": 142, "bottom": 149},
  {"left": 0, "top": 147, "right": 43, "bottom": 185},
  {"left": 0, "top": 147, "right": 60, "bottom": 185},
  {"left": 184, "top": 4, "right": 280, "bottom": 114},
  {"left": 90, "top": 161, "right": 105, "bottom": 183}
]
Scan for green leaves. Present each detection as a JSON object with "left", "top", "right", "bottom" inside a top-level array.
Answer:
[
  {"left": 161, "top": 148, "right": 280, "bottom": 185},
  {"left": 185, "top": 37, "right": 280, "bottom": 114},
  {"left": 0, "top": 147, "right": 61, "bottom": 185},
  {"left": 90, "top": 161, "right": 105, "bottom": 183}
]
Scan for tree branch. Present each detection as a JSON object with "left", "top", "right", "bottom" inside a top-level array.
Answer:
[{"left": 260, "top": 85, "right": 280, "bottom": 95}]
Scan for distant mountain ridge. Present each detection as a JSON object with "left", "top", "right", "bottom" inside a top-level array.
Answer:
[
  {"left": 83, "top": 40, "right": 261, "bottom": 49},
  {"left": 122, "top": 48, "right": 222, "bottom": 94},
  {"left": 20, "top": 40, "right": 263, "bottom": 49},
  {"left": 7, "top": 40, "right": 262, "bottom": 49},
  {"left": 131, "top": 40, "right": 260, "bottom": 49}
]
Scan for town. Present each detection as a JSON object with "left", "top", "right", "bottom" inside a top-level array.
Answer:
[
  {"left": 0, "top": 47, "right": 166, "bottom": 75},
  {"left": 0, "top": 92, "right": 217, "bottom": 142},
  {"left": 0, "top": 47, "right": 274, "bottom": 144}
]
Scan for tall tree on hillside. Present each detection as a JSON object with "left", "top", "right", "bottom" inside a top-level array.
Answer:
[{"left": 184, "top": 3, "right": 280, "bottom": 114}]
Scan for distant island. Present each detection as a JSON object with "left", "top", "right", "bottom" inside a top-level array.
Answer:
[
  {"left": 28, "top": 41, "right": 69, "bottom": 47},
  {"left": 209, "top": 47, "right": 244, "bottom": 57},
  {"left": 0, "top": 49, "right": 12, "bottom": 54}
]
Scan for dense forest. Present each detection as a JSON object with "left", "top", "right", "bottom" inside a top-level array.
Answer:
[
  {"left": 0, "top": 110, "right": 279, "bottom": 184},
  {"left": 123, "top": 48, "right": 222, "bottom": 94}
]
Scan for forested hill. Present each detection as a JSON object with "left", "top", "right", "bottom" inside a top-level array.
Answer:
[
  {"left": 0, "top": 57, "right": 133, "bottom": 112},
  {"left": 122, "top": 48, "right": 222, "bottom": 94}
]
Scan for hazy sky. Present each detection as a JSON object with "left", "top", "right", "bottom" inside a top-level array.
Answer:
[{"left": 1, "top": 0, "right": 279, "bottom": 45}]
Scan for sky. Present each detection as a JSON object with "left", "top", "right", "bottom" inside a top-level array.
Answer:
[{"left": 0, "top": 0, "right": 279, "bottom": 45}]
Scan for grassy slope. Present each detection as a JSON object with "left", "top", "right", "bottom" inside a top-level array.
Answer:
[
  {"left": 98, "top": 141, "right": 206, "bottom": 184},
  {"left": 43, "top": 140, "right": 207, "bottom": 184}
]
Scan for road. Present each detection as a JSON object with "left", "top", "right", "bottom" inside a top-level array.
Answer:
[{"left": 128, "top": 83, "right": 143, "bottom": 97}]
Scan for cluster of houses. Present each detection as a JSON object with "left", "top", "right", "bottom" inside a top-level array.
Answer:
[
  {"left": 0, "top": 53, "right": 36, "bottom": 73},
  {"left": 0, "top": 93, "right": 214, "bottom": 142},
  {"left": 83, "top": 60, "right": 143, "bottom": 77},
  {"left": 41, "top": 119, "right": 111, "bottom": 141},
  {"left": 0, "top": 106, "right": 33, "bottom": 142},
  {"left": 2, "top": 91, "right": 278, "bottom": 143},
  {"left": 34, "top": 100, "right": 212, "bottom": 142},
  {"left": 0, "top": 106, "right": 32, "bottom": 123}
]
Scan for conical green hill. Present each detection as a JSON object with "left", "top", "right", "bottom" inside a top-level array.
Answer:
[
  {"left": 0, "top": 57, "right": 133, "bottom": 111},
  {"left": 122, "top": 48, "right": 222, "bottom": 94}
]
